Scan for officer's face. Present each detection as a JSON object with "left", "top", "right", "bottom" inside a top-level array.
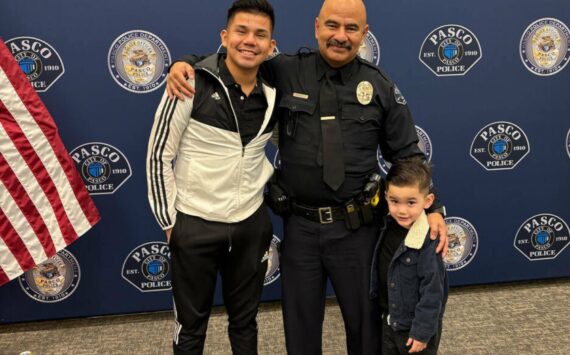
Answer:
[
  {"left": 315, "top": 0, "right": 368, "bottom": 68},
  {"left": 386, "top": 184, "right": 435, "bottom": 229},
  {"left": 221, "top": 12, "right": 276, "bottom": 72}
]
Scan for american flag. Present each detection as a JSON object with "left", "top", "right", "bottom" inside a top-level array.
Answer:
[{"left": 0, "top": 38, "right": 100, "bottom": 286}]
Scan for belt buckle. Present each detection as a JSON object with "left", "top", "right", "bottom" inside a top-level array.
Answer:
[{"left": 318, "top": 207, "right": 333, "bottom": 224}]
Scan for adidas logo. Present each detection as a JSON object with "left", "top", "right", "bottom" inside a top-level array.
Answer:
[{"left": 211, "top": 92, "right": 221, "bottom": 101}]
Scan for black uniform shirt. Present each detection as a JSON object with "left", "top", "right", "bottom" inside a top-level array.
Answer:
[
  {"left": 377, "top": 218, "right": 408, "bottom": 313},
  {"left": 261, "top": 51, "right": 422, "bottom": 206},
  {"left": 218, "top": 57, "right": 268, "bottom": 146}
]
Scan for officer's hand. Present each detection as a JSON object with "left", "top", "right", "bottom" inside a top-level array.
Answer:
[
  {"left": 167, "top": 62, "right": 195, "bottom": 101},
  {"left": 165, "top": 228, "right": 172, "bottom": 243},
  {"left": 406, "top": 337, "right": 427, "bottom": 353},
  {"left": 427, "top": 212, "right": 448, "bottom": 256}
]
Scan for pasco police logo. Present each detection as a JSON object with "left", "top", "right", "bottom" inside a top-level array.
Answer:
[
  {"left": 108, "top": 30, "right": 171, "bottom": 93},
  {"left": 122, "top": 241, "right": 172, "bottom": 292},
  {"left": 358, "top": 30, "right": 380, "bottom": 65},
  {"left": 18, "top": 249, "right": 80, "bottom": 303},
  {"left": 470, "top": 121, "right": 530, "bottom": 171},
  {"left": 377, "top": 126, "right": 432, "bottom": 175},
  {"left": 443, "top": 217, "right": 478, "bottom": 271},
  {"left": 419, "top": 24, "right": 482, "bottom": 76},
  {"left": 263, "top": 235, "right": 281, "bottom": 286},
  {"left": 6, "top": 36, "right": 65, "bottom": 92},
  {"left": 520, "top": 18, "right": 570, "bottom": 76},
  {"left": 514, "top": 214, "right": 570, "bottom": 261},
  {"left": 70, "top": 142, "right": 132, "bottom": 195}
]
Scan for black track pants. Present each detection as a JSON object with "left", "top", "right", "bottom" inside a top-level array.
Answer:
[{"left": 170, "top": 205, "right": 273, "bottom": 355}]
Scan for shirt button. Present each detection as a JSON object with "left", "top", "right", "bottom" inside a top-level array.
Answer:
[
  {"left": 359, "top": 116, "right": 365, "bottom": 121},
  {"left": 391, "top": 303, "right": 396, "bottom": 308},
  {"left": 393, "top": 322, "right": 398, "bottom": 327},
  {"left": 390, "top": 283, "right": 395, "bottom": 288},
  {"left": 240, "top": 96, "right": 244, "bottom": 100},
  {"left": 405, "top": 257, "right": 411, "bottom": 263}
]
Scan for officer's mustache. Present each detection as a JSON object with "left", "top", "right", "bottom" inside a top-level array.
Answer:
[{"left": 327, "top": 39, "right": 352, "bottom": 50}]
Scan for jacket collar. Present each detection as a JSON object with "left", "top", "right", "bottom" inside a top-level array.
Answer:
[
  {"left": 196, "top": 53, "right": 265, "bottom": 90},
  {"left": 403, "top": 211, "right": 430, "bottom": 250}
]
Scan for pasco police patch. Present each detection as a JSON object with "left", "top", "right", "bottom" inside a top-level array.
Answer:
[
  {"left": 122, "top": 241, "right": 172, "bottom": 292},
  {"left": 443, "top": 217, "right": 478, "bottom": 271},
  {"left": 263, "top": 235, "right": 281, "bottom": 286},
  {"left": 377, "top": 126, "right": 432, "bottom": 175},
  {"left": 6, "top": 36, "right": 65, "bottom": 92},
  {"left": 358, "top": 30, "right": 381, "bottom": 66},
  {"left": 70, "top": 142, "right": 132, "bottom": 195},
  {"left": 419, "top": 24, "right": 482, "bottom": 76},
  {"left": 470, "top": 121, "right": 530, "bottom": 171},
  {"left": 108, "top": 30, "right": 171, "bottom": 93},
  {"left": 520, "top": 18, "right": 570, "bottom": 76},
  {"left": 18, "top": 249, "right": 80, "bottom": 303},
  {"left": 514, "top": 214, "right": 570, "bottom": 261}
]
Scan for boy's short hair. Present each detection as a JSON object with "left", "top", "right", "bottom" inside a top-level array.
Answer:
[
  {"left": 227, "top": 0, "right": 275, "bottom": 32},
  {"left": 386, "top": 156, "right": 432, "bottom": 194}
]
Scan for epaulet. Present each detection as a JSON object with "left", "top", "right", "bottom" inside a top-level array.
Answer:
[
  {"left": 356, "top": 56, "right": 392, "bottom": 83},
  {"left": 296, "top": 46, "right": 317, "bottom": 55}
]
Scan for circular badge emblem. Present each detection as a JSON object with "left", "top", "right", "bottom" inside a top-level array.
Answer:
[
  {"left": 419, "top": 24, "right": 482, "bottom": 76},
  {"left": 6, "top": 36, "right": 65, "bottom": 92},
  {"left": 377, "top": 126, "right": 432, "bottom": 175},
  {"left": 356, "top": 81, "right": 373, "bottom": 105},
  {"left": 70, "top": 142, "right": 132, "bottom": 195},
  {"left": 443, "top": 217, "right": 478, "bottom": 271},
  {"left": 520, "top": 18, "right": 570, "bottom": 76},
  {"left": 358, "top": 30, "right": 380, "bottom": 65},
  {"left": 18, "top": 249, "right": 80, "bottom": 303},
  {"left": 108, "top": 30, "right": 171, "bottom": 93},
  {"left": 264, "top": 235, "right": 281, "bottom": 286},
  {"left": 122, "top": 241, "right": 172, "bottom": 292},
  {"left": 514, "top": 214, "right": 570, "bottom": 261},
  {"left": 470, "top": 121, "right": 530, "bottom": 171}
]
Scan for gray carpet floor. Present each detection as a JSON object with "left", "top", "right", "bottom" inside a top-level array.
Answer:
[{"left": 1, "top": 278, "right": 569, "bottom": 354}]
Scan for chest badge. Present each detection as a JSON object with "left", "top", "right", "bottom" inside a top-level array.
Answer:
[{"left": 356, "top": 81, "right": 373, "bottom": 105}]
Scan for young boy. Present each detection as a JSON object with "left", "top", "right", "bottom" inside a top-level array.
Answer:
[
  {"left": 146, "top": 1, "right": 277, "bottom": 354},
  {"left": 371, "top": 157, "right": 448, "bottom": 354}
]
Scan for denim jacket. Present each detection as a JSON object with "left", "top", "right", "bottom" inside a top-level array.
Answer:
[{"left": 370, "top": 212, "right": 448, "bottom": 343}]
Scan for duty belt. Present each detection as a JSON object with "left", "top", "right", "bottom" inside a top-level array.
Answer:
[{"left": 290, "top": 201, "right": 345, "bottom": 224}]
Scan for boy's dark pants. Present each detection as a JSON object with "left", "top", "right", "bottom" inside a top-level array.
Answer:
[{"left": 381, "top": 317, "right": 443, "bottom": 355}]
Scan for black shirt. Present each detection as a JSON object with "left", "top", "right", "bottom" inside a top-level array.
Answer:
[
  {"left": 218, "top": 57, "right": 268, "bottom": 146},
  {"left": 261, "top": 51, "right": 423, "bottom": 206},
  {"left": 378, "top": 218, "right": 408, "bottom": 313}
]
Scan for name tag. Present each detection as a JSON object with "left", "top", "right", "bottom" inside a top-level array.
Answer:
[
  {"left": 321, "top": 116, "right": 336, "bottom": 121},
  {"left": 293, "top": 92, "right": 309, "bottom": 99}
]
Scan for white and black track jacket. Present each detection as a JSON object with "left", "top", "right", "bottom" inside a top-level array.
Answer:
[{"left": 147, "top": 54, "right": 277, "bottom": 230}]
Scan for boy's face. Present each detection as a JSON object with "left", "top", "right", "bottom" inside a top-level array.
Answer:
[
  {"left": 221, "top": 12, "right": 276, "bottom": 72},
  {"left": 386, "top": 183, "right": 434, "bottom": 229}
]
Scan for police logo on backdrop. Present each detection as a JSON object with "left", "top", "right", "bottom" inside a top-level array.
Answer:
[
  {"left": 470, "top": 121, "right": 530, "bottom": 171},
  {"left": 6, "top": 36, "right": 65, "bottom": 92},
  {"left": 122, "top": 242, "right": 172, "bottom": 292},
  {"left": 263, "top": 235, "right": 281, "bottom": 286},
  {"left": 419, "top": 24, "right": 482, "bottom": 76},
  {"left": 108, "top": 30, "right": 171, "bottom": 93},
  {"left": 377, "top": 126, "right": 432, "bottom": 175},
  {"left": 520, "top": 18, "right": 570, "bottom": 76},
  {"left": 70, "top": 142, "right": 132, "bottom": 195},
  {"left": 444, "top": 217, "right": 478, "bottom": 271},
  {"left": 358, "top": 30, "right": 380, "bottom": 65},
  {"left": 18, "top": 249, "right": 80, "bottom": 303},
  {"left": 514, "top": 214, "right": 570, "bottom": 261}
]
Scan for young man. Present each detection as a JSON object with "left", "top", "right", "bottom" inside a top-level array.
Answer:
[
  {"left": 371, "top": 157, "right": 448, "bottom": 354},
  {"left": 146, "top": 1, "right": 277, "bottom": 354}
]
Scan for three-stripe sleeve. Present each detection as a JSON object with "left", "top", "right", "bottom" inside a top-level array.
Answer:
[{"left": 146, "top": 84, "right": 194, "bottom": 230}]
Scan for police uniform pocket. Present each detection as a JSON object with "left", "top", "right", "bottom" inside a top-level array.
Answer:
[
  {"left": 340, "top": 104, "right": 381, "bottom": 156},
  {"left": 278, "top": 95, "right": 317, "bottom": 143}
]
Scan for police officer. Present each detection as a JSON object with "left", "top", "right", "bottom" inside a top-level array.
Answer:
[{"left": 166, "top": 1, "right": 448, "bottom": 354}]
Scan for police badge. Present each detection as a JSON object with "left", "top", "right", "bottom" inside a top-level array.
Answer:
[{"left": 356, "top": 81, "right": 373, "bottom": 105}]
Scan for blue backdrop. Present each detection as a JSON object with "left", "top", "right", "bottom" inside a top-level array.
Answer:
[{"left": 1, "top": 0, "right": 569, "bottom": 323}]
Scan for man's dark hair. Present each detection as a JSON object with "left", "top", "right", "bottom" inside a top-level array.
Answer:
[
  {"left": 227, "top": 0, "right": 275, "bottom": 32},
  {"left": 386, "top": 156, "right": 432, "bottom": 194}
]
